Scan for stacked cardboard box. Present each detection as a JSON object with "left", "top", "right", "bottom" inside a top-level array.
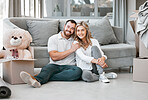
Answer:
[{"left": 130, "top": 10, "right": 148, "bottom": 83}]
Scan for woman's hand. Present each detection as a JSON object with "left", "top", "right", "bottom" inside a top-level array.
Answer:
[
  {"left": 91, "top": 57, "right": 108, "bottom": 68},
  {"left": 96, "top": 57, "right": 108, "bottom": 68}
]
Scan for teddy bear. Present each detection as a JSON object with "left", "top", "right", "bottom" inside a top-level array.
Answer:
[{"left": 0, "top": 29, "right": 33, "bottom": 59}]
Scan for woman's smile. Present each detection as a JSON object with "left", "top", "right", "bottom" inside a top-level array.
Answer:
[{"left": 77, "top": 26, "right": 87, "bottom": 40}]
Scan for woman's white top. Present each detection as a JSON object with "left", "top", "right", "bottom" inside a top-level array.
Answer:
[{"left": 74, "top": 38, "right": 107, "bottom": 70}]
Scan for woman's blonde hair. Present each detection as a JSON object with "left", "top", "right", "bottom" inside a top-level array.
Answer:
[{"left": 74, "top": 21, "right": 93, "bottom": 50}]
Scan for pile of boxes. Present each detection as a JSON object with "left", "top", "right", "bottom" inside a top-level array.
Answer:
[{"left": 130, "top": 10, "right": 148, "bottom": 83}]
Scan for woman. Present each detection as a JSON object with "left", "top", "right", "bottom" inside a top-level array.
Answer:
[{"left": 74, "top": 21, "right": 117, "bottom": 83}]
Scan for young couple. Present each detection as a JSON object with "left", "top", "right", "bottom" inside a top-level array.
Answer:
[{"left": 20, "top": 20, "right": 117, "bottom": 88}]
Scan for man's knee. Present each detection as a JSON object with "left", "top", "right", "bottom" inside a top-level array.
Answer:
[
  {"left": 71, "top": 66, "right": 82, "bottom": 80},
  {"left": 75, "top": 67, "right": 82, "bottom": 76},
  {"left": 42, "top": 64, "right": 58, "bottom": 70}
]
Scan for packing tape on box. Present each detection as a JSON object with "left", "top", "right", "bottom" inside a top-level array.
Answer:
[{"left": 0, "top": 77, "right": 11, "bottom": 98}]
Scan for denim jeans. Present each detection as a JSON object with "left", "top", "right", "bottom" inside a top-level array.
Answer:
[
  {"left": 91, "top": 46, "right": 104, "bottom": 75},
  {"left": 34, "top": 64, "right": 82, "bottom": 85}
]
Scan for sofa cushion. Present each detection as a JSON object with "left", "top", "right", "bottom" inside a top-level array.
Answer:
[
  {"left": 26, "top": 20, "right": 59, "bottom": 46},
  {"left": 34, "top": 58, "right": 49, "bottom": 68},
  {"left": 89, "top": 16, "right": 119, "bottom": 45},
  {"left": 33, "top": 47, "right": 49, "bottom": 58},
  {"left": 101, "top": 43, "right": 136, "bottom": 59},
  {"left": 10, "top": 18, "right": 28, "bottom": 30},
  {"left": 33, "top": 46, "right": 49, "bottom": 68},
  {"left": 105, "top": 57, "right": 134, "bottom": 68}
]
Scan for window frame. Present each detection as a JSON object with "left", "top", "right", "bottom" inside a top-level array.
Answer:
[{"left": 45, "top": 0, "right": 113, "bottom": 19}]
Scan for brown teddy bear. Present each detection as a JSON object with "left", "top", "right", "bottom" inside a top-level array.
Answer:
[{"left": 0, "top": 29, "right": 33, "bottom": 59}]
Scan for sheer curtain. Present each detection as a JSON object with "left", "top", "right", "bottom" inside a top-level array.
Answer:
[
  {"left": 6, "top": 0, "right": 21, "bottom": 17},
  {"left": 113, "top": 0, "right": 128, "bottom": 43},
  {"left": 5, "top": 0, "right": 43, "bottom": 18}
]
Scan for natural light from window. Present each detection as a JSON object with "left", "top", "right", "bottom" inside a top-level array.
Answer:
[
  {"left": 49, "top": 0, "right": 113, "bottom": 18},
  {"left": 0, "top": 0, "right": 4, "bottom": 49},
  {"left": 21, "top": 0, "right": 35, "bottom": 17},
  {"left": 0, "top": 0, "right": 4, "bottom": 77}
]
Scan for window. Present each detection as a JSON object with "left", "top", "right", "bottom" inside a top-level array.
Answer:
[
  {"left": 44, "top": 0, "right": 113, "bottom": 18},
  {"left": 52, "top": 0, "right": 67, "bottom": 16},
  {"left": 71, "top": 0, "right": 95, "bottom": 17},
  {"left": 0, "top": 0, "right": 3, "bottom": 19},
  {"left": 0, "top": 0, "right": 4, "bottom": 48},
  {"left": 98, "top": 0, "right": 113, "bottom": 17},
  {"left": 0, "top": 0, "right": 4, "bottom": 75},
  {"left": 21, "top": 0, "right": 42, "bottom": 18}
]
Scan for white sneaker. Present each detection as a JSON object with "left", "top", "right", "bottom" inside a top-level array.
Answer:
[
  {"left": 99, "top": 72, "right": 110, "bottom": 83},
  {"left": 105, "top": 72, "right": 117, "bottom": 79},
  {"left": 20, "top": 71, "right": 41, "bottom": 88}
]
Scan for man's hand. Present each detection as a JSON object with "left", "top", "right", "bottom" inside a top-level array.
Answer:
[{"left": 71, "top": 43, "right": 80, "bottom": 52}]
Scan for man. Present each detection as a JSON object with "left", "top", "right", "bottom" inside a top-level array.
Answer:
[{"left": 20, "top": 20, "right": 82, "bottom": 88}]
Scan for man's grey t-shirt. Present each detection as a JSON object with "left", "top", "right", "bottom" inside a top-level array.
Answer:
[{"left": 48, "top": 31, "right": 75, "bottom": 65}]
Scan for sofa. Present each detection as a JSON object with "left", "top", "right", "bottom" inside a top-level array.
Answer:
[{"left": 3, "top": 17, "right": 136, "bottom": 71}]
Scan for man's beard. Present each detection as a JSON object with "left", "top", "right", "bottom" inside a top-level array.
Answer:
[{"left": 63, "top": 30, "right": 72, "bottom": 38}]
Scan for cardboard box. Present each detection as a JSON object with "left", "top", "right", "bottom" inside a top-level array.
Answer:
[
  {"left": 133, "top": 58, "right": 148, "bottom": 82},
  {"left": 129, "top": 20, "right": 139, "bottom": 57},
  {"left": 139, "top": 36, "right": 148, "bottom": 58},
  {"left": 2, "top": 59, "right": 34, "bottom": 84},
  {"left": 0, "top": 47, "right": 35, "bottom": 84},
  {"left": 130, "top": 10, "right": 148, "bottom": 58},
  {"left": 131, "top": 11, "right": 148, "bottom": 83}
]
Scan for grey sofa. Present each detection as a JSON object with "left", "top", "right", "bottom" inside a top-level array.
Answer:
[{"left": 3, "top": 17, "right": 136, "bottom": 71}]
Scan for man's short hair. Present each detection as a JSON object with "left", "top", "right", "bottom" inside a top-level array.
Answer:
[{"left": 65, "top": 20, "right": 77, "bottom": 26}]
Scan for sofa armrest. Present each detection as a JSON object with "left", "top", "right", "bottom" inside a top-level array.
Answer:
[
  {"left": 3, "top": 18, "right": 20, "bottom": 32},
  {"left": 112, "top": 26, "right": 124, "bottom": 43}
]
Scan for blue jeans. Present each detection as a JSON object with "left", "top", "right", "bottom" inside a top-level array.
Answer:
[{"left": 34, "top": 64, "right": 82, "bottom": 85}]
